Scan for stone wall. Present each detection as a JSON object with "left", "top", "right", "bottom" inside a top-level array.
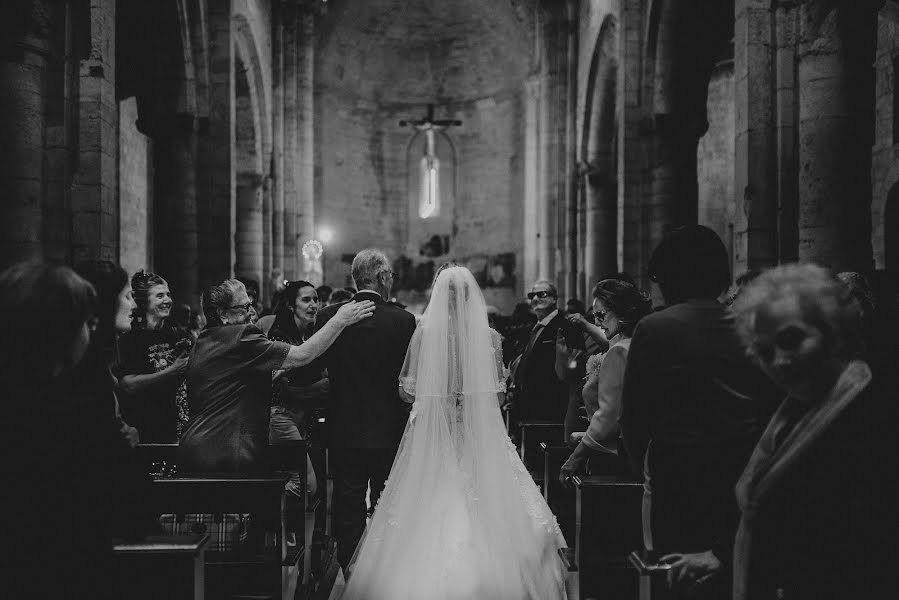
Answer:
[{"left": 873, "top": 11, "right": 899, "bottom": 270}]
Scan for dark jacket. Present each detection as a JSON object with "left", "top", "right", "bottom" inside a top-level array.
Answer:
[
  {"left": 516, "top": 311, "right": 569, "bottom": 422},
  {"left": 315, "top": 290, "right": 417, "bottom": 449}
]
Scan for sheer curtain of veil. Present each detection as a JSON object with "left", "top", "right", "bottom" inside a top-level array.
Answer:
[{"left": 339, "top": 266, "right": 567, "bottom": 600}]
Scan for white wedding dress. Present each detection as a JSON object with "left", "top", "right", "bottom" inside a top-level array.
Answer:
[{"left": 336, "top": 267, "right": 569, "bottom": 600}]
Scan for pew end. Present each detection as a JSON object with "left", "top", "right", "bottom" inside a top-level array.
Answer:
[{"left": 114, "top": 534, "right": 209, "bottom": 600}]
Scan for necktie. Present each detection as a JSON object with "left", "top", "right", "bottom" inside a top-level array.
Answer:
[{"left": 526, "top": 322, "right": 544, "bottom": 354}]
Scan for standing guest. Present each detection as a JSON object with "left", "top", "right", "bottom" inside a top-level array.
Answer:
[
  {"left": 559, "top": 279, "right": 651, "bottom": 479},
  {"left": 117, "top": 271, "right": 193, "bottom": 441},
  {"left": 730, "top": 264, "right": 896, "bottom": 600},
  {"left": 268, "top": 280, "right": 328, "bottom": 497},
  {"left": 328, "top": 287, "right": 354, "bottom": 305},
  {"left": 514, "top": 280, "right": 569, "bottom": 423},
  {"left": 2, "top": 262, "right": 126, "bottom": 599},
  {"left": 620, "top": 226, "right": 779, "bottom": 598},
  {"left": 178, "top": 279, "right": 374, "bottom": 472},
  {"left": 317, "top": 284, "right": 334, "bottom": 308},
  {"left": 315, "top": 249, "right": 417, "bottom": 570}
]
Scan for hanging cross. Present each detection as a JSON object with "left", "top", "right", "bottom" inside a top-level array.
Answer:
[{"left": 398, "top": 104, "right": 461, "bottom": 131}]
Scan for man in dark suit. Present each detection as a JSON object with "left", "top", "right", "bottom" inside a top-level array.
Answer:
[
  {"left": 315, "top": 249, "right": 417, "bottom": 570},
  {"left": 515, "top": 280, "right": 569, "bottom": 423}
]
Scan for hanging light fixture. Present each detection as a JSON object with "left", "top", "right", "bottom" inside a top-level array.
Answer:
[{"left": 419, "top": 129, "right": 440, "bottom": 219}]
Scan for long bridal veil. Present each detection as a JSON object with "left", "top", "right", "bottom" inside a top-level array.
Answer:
[{"left": 338, "top": 266, "right": 567, "bottom": 600}]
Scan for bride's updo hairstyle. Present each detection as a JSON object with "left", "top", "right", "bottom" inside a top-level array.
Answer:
[{"left": 592, "top": 279, "right": 651, "bottom": 337}]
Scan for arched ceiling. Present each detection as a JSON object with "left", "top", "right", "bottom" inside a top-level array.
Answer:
[{"left": 316, "top": 0, "right": 533, "bottom": 104}]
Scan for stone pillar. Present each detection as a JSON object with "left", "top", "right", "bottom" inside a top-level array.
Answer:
[
  {"left": 775, "top": 2, "right": 800, "bottom": 265},
  {"left": 282, "top": 0, "right": 299, "bottom": 279},
  {"left": 734, "top": 0, "right": 779, "bottom": 275},
  {"left": 797, "top": 1, "right": 877, "bottom": 271},
  {"left": 197, "top": 0, "right": 234, "bottom": 288},
  {"left": 0, "top": 0, "right": 51, "bottom": 267},
  {"left": 523, "top": 75, "right": 541, "bottom": 290},
  {"left": 271, "top": 1, "right": 285, "bottom": 285},
  {"left": 583, "top": 168, "right": 618, "bottom": 286},
  {"left": 153, "top": 113, "right": 199, "bottom": 308},
  {"left": 261, "top": 174, "right": 272, "bottom": 305},
  {"left": 235, "top": 171, "right": 264, "bottom": 289},
  {"left": 297, "top": 6, "right": 315, "bottom": 250},
  {"left": 71, "top": 0, "right": 118, "bottom": 264}
]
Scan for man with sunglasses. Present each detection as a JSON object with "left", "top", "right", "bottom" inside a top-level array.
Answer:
[{"left": 513, "top": 280, "right": 569, "bottom": 425}]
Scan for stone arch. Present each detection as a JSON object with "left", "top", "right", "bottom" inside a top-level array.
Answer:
[{"left": 581, "top": 15, "right": 619, "bottom": 287}]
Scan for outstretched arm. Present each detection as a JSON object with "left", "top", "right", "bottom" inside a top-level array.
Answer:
[{"left": 281, "top": 300, "right": 375, "bottom": 370}]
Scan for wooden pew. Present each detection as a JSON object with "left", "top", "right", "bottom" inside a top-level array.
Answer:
[
  {"left": 573, "top": 475, "right": 643, "bottom": 600},
  {"left": 114, "top": 534, "right": 209, "bottom": 600},
  {"left": 149, "top": 472, "right": 300, "bottom": 600},
  {"left": 518, "top": 422, "right": 565, "bottom": 492},
  {"left": 541, "top": 443, "right": 576, "bottom": 544}
]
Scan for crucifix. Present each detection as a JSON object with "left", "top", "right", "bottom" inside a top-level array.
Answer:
[{"left": 399, "top": 105, "right": 461, "bottom": 219}]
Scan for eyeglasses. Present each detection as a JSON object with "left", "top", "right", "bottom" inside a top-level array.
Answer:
[
  {"left": 381, "top": 269, "right": 394, "bottom": 278},
  {"left": 230, "top": 301, "right": 255, "bottom": 312},
  {"left": 527, "top": 290, "right": 555, "bottom": 300}
]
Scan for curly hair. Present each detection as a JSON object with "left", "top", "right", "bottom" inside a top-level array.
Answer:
[
  {"left": 592, "top": 279, "right": 652, "bottom": 337},
  {"left": 130, "top": 270, "right": 168, "bottom": 329},
  {"left": 201, "top": 279, "right": 245, "bottom": 328},
  {"left": 731, "top": 263, "right": 863, "bottom": 362}
]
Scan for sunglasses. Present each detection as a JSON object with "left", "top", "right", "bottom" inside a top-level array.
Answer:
[
  {"left": 527, "top": 290, "right": 555, "bottom": 300},
  {"left": 592, "top": 310, "right": 608, "bottom": 323}
]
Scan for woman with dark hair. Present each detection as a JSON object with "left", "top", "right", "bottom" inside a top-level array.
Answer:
[
  {"left": 117, "top": 270, "right": 193, "bottom": 441},
  {"left": 559, "top": 279, "right": 651, "bottom": 479},
  {"left": 268, "top": 280, "right": 328, "bottom": 497},
  {"left": 179, "top": 279, "right": 374, "bottom": 472},
  {"left": 1, "top": 261, "right": 116, "bottom": 598}
]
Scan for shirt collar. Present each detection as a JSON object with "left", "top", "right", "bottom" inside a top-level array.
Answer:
[
  {"left": 353, "top": 289, "right": 384, "bottom": 302},
  {"left": 536, "top": 309, "right": 559, "bottom": 328}
]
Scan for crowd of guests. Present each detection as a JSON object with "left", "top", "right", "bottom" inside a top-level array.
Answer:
[{"left": 1, "top": 222, "right": 896, "bottom": 599}]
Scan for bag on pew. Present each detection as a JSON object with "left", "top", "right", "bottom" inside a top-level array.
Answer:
[{"left": 158, "top": 512, "right": 250, "bottom": 552}]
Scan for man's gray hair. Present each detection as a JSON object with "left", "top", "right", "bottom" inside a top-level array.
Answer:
[
  {"left": 352, "top": 249, "right": 390, "bottom": 289},
  {"left": 201, "top": 278, "right": 245, "bottom": 327},
  {"left": 531, "top": 279, "right": 558, "bottom": 297}
]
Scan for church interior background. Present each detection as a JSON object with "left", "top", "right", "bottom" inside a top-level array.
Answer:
[{"left": 2, "top": 0, "right": 897, "bottom": 312}]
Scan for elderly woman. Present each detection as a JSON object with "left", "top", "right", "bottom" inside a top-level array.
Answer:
[
  {"left": 730, "top": 264, "right": 895, "bottom": 600},
  {"left": 117, "top": 271, "right": 193, "bottom": 441},
  {"left": 559, "top": 279, "right": 651, "bottom": 480},
  {"left": 178, "top": 279, "right": 374, "bottom": 472}
]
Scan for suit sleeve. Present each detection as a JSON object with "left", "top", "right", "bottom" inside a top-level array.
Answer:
[
  {"left": 620, "top": 321, "right": 655, "bottom": 476},
  {"left": 582, "top": 344, "right": 627, "bottom": 451}
]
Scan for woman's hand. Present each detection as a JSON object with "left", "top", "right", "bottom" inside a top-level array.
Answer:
[
  {"left": 566, "top": 313, "right": 589, "bottom": 330},
  {"left": 559, "top": 453, "right": 587, "bottom": 488},
  {"left": 334, "top": 300, "right": 376, "bottom": 326},
  {"left": 659, "top": 550, "right": 721, "bottom": 588}
]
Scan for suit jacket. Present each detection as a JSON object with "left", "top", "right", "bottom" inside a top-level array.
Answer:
[
  {"left": 316, "top": 290, "right": 417, "bottom": 449},
  {"left": 517, "top": 311, "right": 569, "bottom": 422}
]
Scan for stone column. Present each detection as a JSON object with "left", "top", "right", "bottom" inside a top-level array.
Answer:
[
  {"left": 197, "top": 0, "right": 234, "bottom": 288},
  {"left": 775, "top": 1, "right": 800, "bottom": 264},
  {"left": 523, "top": 75, "right": 541, "bottom": 290},
  {"left": 281, "top": 0, "right": 299, "bottom": 279},
  {"left": 583, "top": 167, "right": 618, "bottom": 286},
  {"left": 71, "top": 0, "right": 118, "bottom": 264},
  {"left": 297, "top": 6, "right": 315, "bottom": 249},
  {"left": 261, "top": 174, "right": 272, "bottom": 305},
  {"left": 0, "top": 0, "right": 51, "bottom": 267},
  {"left": 271, "top": 1, "right": 285, "bottom": 286},
  {"left": 734, "top": 0, "right": 779, "bottom": 275},
  {"left": 235, "top": 171, "right": 264, "bottom": 289},
  {"left": 153, "top": 113, "right": 199, "bottom": 307},
  {"left": 797, "top": 0, "right": 878, "bottom": 271}
]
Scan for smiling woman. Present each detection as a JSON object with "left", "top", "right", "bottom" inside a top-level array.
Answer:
[{"left": 116, "top": 270, "right": 194, "bottom": 442}]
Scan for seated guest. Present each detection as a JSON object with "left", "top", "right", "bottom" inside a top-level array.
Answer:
[
  {"left": 178, "top": 279, "right": 374, "bottom": 472},
  {"left": 620, "top": 226, "right": 780, "bottom": 598},
  {"left": 559, "top": 279, "right": 651, "bottom": 476},
  {"left": 2, "top": 261, "right": 137, "bottom": 599},
  {"left": 117, "top": 271, "right": 194, "bottom": 441},
  {"left": 268, "top": 280, "right": 329, "bottom": 496},
  {"left": 730, "top": 264, "right": 896, "bottom": 600}
]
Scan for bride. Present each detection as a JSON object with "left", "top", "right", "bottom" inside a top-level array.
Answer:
[{"left": 336, "top": 265, "right": 569, "bottom": 600}]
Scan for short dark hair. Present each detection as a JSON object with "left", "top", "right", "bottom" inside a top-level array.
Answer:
[
  {"left": 647, "top": 225, "right": 730, "bottom": 303},
  {"left": 592, "top": 279, "right": 651, "bottom": 336},
  {"left": 1, "top": 261, "right": 96, "bottom": 380},
  {"left": 328, "top": 288, "right": 353, "bottom": 304},
  {"left": 284, "top": 280, "right": 318, "bottom": 309},
  {"left": 74, "top": 260, "right": 128, "bottom": 349}
]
